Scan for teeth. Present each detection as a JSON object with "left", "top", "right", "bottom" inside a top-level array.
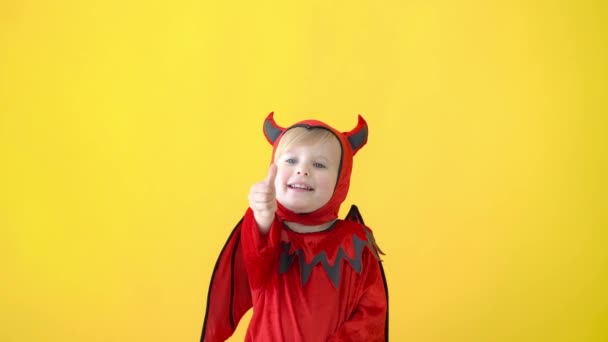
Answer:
[{"left": 289, "top": 184, "right": 312, "bottom": 190}]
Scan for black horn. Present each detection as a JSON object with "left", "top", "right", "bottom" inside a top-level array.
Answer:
[
  {"left": 344, "top": 115, "right": 368, "bottom": 154},
  {"left": 263, "top": 112, "right": 285, "bottom": 145}
]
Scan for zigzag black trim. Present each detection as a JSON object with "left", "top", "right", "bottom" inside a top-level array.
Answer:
[{"left": 278, "top": 234, "right": 367, "bottom": 288}]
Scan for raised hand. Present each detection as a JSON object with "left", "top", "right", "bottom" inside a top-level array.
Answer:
[{"left": 248, "top": 164, "right": 278, "bottom": 233}]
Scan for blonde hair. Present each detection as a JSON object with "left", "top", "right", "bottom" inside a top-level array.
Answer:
[{"left": 274, "top": 127, "right": 339, "bottom": 162}]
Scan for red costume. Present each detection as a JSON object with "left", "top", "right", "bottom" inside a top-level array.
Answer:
[{"left": 200, "top": 113, "right": 389, "bottom": 341}]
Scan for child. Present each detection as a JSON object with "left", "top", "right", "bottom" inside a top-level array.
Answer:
[{"left": 201, "top": 113, "right": 388, "bottom": 342}]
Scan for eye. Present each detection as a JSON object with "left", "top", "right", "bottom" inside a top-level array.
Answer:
[
  {"left": 285, "top": 158, "right": 296, "bottom": 164},
  {"left": 313, "top": 162, "right": 326, "bottom": 168}
]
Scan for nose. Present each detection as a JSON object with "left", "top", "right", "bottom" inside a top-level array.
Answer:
[{"left": 296, "top": 170, "right": 309, "bottom": 176}]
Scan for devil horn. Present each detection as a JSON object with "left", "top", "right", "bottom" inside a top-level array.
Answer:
[
  {"left": 344, "top": 115, "right": 368, "bottom": 154},
  {"left": 263, "top": 112, "right": 285, "bottom": 145}
]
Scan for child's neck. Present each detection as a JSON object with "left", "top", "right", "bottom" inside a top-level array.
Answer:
[{"left": 285, "top": 219, "right": 337, "bottom": 233}]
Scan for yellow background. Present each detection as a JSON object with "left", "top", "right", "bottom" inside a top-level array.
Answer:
[{"left": 1, "top": 0, "right": 607, "bottom": 341}]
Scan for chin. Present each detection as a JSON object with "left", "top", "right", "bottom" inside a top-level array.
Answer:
[
  {"left": 287, "top": 205, "right": 312, "bottom": 214},
  {"left": 279, "top": 201, "right": 316, "bottom": 214}
]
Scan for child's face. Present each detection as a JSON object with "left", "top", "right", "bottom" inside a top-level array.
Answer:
[{"left": 274, "top": 136, "right": 341, "bottom": 214}]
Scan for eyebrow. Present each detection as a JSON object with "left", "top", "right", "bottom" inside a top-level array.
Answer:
[{"left": 281, "top": 153, "right": 332, "bottom": 162}]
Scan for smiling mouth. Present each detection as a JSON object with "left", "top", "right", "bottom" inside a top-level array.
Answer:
[{"left": 288, "top": 184, "right": 314, "bottom": 191}]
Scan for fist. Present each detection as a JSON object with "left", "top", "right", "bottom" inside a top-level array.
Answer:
[{"left": 248, "top": 164, "right": 278, "bottom": 233}]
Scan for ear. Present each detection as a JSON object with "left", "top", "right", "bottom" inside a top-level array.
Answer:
[
  {"left": 343, "top": 115, "right": 368, "bottom": 154},
  {"left": 263, "top": 112, "right": 285, "bottom": 145}
]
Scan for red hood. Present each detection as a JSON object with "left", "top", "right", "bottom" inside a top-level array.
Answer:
[{"left": 263, "top": 112, "right": 368, "bottom": 225}]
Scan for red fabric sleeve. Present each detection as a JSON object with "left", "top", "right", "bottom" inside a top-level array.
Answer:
[
  {"left": 327, "top": 250, "right": 388, "bottom": 342},
  {"left": 240, "top": 208, "right": 282, "bottom": 290}
]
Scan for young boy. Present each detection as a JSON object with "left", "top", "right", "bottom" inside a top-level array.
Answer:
[{"left": 201, "top": 113, "right": 388, "bottom": 342}]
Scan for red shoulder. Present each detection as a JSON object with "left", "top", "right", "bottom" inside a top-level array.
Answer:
[{"left": 338, "top": 219, "right": 385, "bottom": 262}]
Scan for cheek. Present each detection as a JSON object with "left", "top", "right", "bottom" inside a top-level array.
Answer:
[
  {"left": 317, "top": 173, "right": 338, "bottom": 192},
  {"left": 274, "top": 169, "right": 289, "bottom": 188}
]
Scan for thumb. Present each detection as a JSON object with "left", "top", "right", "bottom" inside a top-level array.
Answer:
[{"left": 266, "top": 163, "right": 278, "bottom": 188}]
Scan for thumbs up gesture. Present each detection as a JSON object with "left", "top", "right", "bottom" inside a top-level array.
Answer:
[{"left": 248, "top": 164, "right": 278, "bottom": 233}]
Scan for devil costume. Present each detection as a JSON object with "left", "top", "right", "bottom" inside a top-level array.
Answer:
[{"left": 200, "top": 113, "right": 389, "bottom": 342}]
